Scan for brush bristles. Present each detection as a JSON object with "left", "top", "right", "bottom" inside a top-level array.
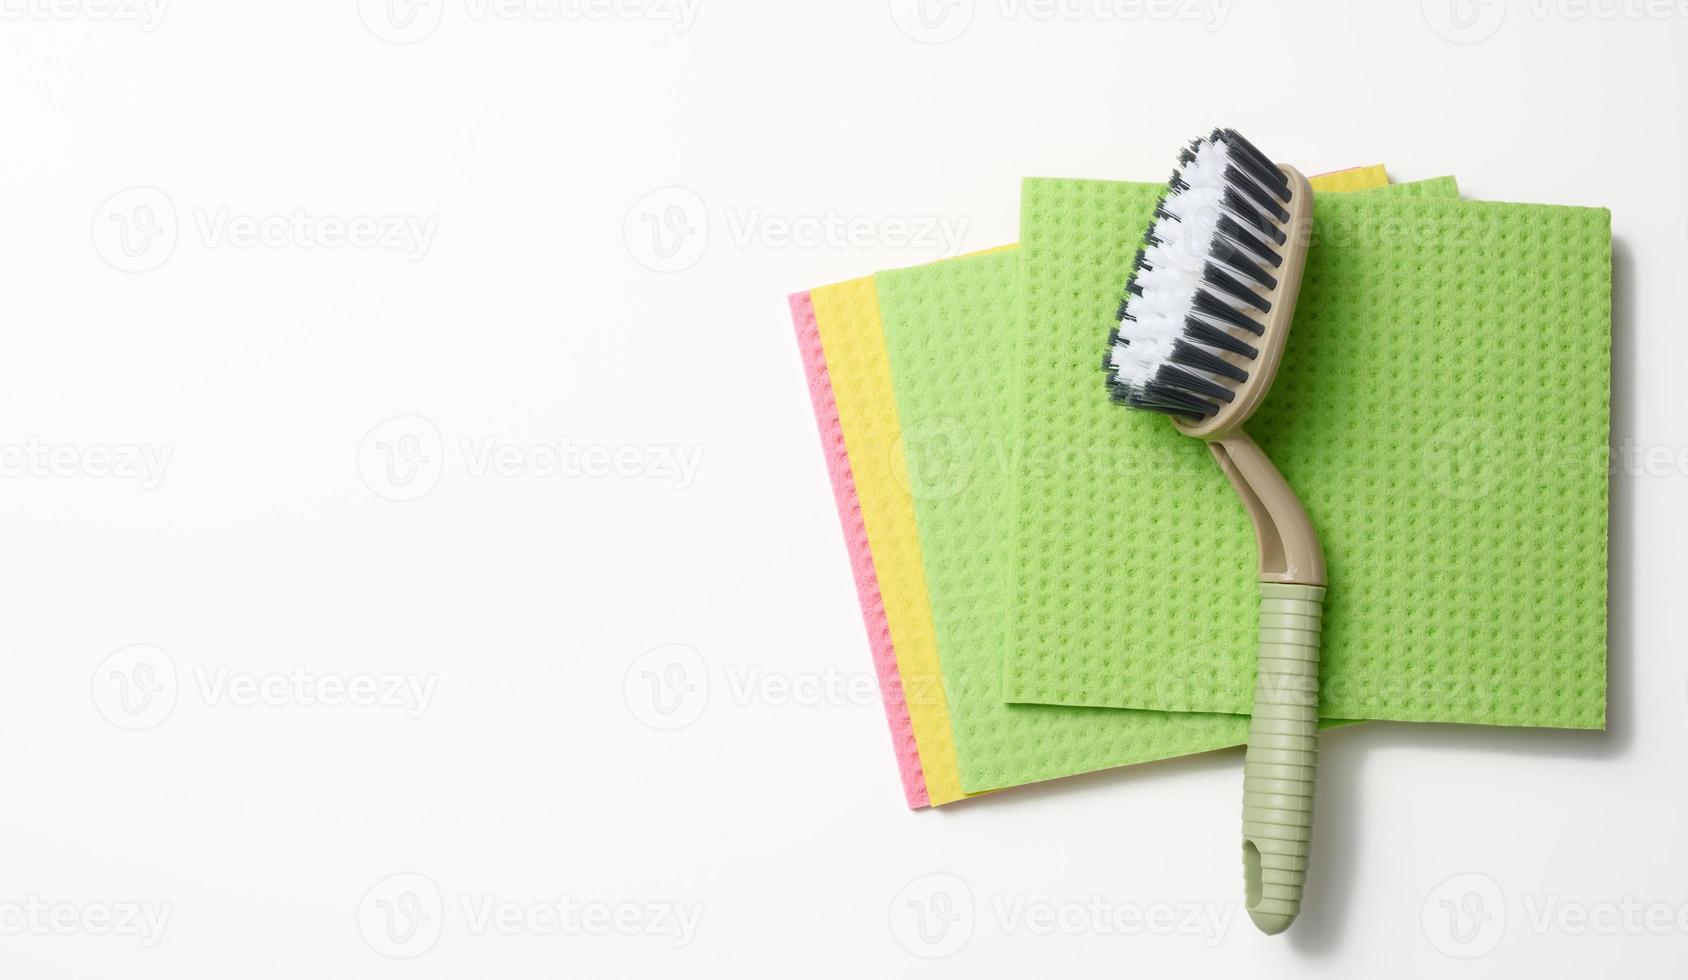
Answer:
[{"left": 1104, "top": 128, "right": 1292, "bottom": 420}]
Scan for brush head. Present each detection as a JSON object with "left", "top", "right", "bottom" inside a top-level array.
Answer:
[{"left": 1104, "top": 128, "right": 1314, "bottom": 439}]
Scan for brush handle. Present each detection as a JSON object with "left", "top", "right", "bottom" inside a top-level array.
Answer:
[{"left": 1241, "top": 582, "right": 1325, "bottom": 935}]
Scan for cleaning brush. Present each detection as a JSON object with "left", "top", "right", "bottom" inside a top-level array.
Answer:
[{"left": 1104, "top": 128, "right": 1327, "bottom": 935}]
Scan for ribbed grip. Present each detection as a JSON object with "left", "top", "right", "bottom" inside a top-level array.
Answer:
[{"left": 1241, "top": 582, "right": 1325, "bottom": 935}]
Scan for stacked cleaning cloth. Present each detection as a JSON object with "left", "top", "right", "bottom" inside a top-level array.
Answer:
[{"left": 790, "top": 160, "right": 1610, "bottom": 808}]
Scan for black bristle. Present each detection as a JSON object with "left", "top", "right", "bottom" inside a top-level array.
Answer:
[
  {"left": 1222, "top": 186, "right": 1287, "bottom": 245},
  {"left": 1194, "top": 290, "right": 1265, "bottom": 335},
  {"left": 1138, "top": 382, "right": 1214, "bottom": 420},
  {"left": 1221, "top": 145, "right": 1292, "bottom": 205},
  {"left": 1210, "top": 240, "right": 1278, "bottom": 290},
  {"left": 1224, "top": 164, "right": 1290, "bottom": 223},
  {"left": 1184, "top": 317, "right": 1259, "bottom": 359},
  {"left": 1220, "top": 128, "right": 1291, "bottom": 197},
  {"left": 1202, "top": 263, "right": 1272, "bottom": 313},
  {"left": 1171, "top": 339, "right": 1248, "bottom": 383},
  {"left": 1157, "top": 364, "right": 1236, "bottom": 404},
  {"left": 1217, "top": 215, "right": 1281, "bottom": 267}
]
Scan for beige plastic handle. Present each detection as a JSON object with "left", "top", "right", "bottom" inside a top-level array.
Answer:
[{"left": 1207, "top": 432, "right": 1325, "bottom": 587}]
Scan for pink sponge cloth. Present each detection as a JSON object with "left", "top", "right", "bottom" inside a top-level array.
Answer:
[{"left": 790, "top": 291, "right": 928, "bottom": 809}]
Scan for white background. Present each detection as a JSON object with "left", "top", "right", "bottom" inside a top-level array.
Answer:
[{"left": 1, "top": 0, "right": 1682, "bottom": 976}]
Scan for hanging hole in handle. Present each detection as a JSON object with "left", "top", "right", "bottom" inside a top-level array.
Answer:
[{"left": 1244, "top": 840, "right": 1263, "bottom": 909}]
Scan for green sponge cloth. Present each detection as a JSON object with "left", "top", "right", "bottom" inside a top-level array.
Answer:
[
  {"left": 1005, "top": 181, "right": 1609, "bottom": 728},
  {"left": 877, "top": 180, "right": 1461, "bottom": 792},
  {"left": 881, "top": 249, "right": 1251, "bottom": 791}
]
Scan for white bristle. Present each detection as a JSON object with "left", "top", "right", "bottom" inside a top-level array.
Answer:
[{"left": 1105, "top": 128, "right": 1293, "bottom": 419}]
